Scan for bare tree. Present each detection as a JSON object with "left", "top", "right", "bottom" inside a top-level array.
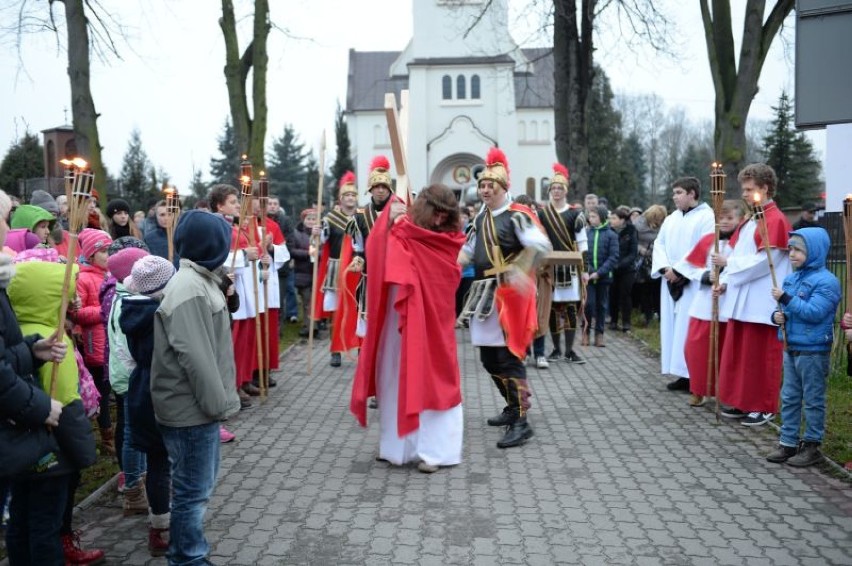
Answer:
[
  {"left": 699, "top": 0, "right": 794, "bottom": 191},
  {"left": 220, "top": 0, "right": 270, "bottom": 171}
]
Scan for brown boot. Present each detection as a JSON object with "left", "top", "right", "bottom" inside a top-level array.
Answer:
[
  {"left": 594, "top": 334, "right": 605, "bottom": 347},
  {"left": 100, "top": 426, "right": 116, "bottom": 456},
  {"left": 123, "top": 482, "right": 149, "bottom": 517},
  {"left": 148, "top": 513, "right": 170, "bottom": 557}
]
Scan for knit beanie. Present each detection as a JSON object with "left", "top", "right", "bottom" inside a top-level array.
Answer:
[
  {"left": 125, "top": 255, "right": 175, "bottom": 297},
  {"left": 108, "top": 236, "right": 149, "bottom": 256},
  {"left": 78, "top": 228, "right": 113, "bottom": 260},
  {"left": 30, "top": 190, "right": 59, "bottom": 215},
  {"left": 301, "top": 208, "right": 316, "bottom": 221},
  {"left": 174, "top": 210, "right": 231, "bottom": 271},
  {"left": 106, "top": 199, "right": 131, "bottom": 218},
  {"left": 107, "top": 247, "right": 149, "bottom": 283},
  {"left": 788, "top": 234, "right": 807, "bottom": 253}
]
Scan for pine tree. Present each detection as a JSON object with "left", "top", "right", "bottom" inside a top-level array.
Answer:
[
  {"left": 620, "top": 132, "right": 648, "bottom": 208},
  {"left": 304, "top": 151, "right": 319, "bottom": 213},
  {"left": 119, "top": 128, "right": 152, "bottom": 211},
  {"left": 330, "top": 102, "right": 354, "bottom": 191},
  {"left": 267, "top": 124, "right": 308, "bottom": 214},
  {"left": 210, "top": 117, "right": 241, "bottom": 185},
  {"left": 190, "top": 169, "right": 207, "bottom": 200},
  {"left": 763, "top": 92, "right": 821, "bottom": 207},
  {"left": 0, "top": 132, "right": 44, "bottom": 197},
  {"left": 587, "top": 69, "right": 634, "bottom": 206},
  {"left": 679, "top": 143, "right": 714, "bottom": 199}
]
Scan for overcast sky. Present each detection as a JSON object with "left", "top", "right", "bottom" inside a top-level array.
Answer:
[{"left": 0, "top": 0, "right": 819, "bottom": 192}]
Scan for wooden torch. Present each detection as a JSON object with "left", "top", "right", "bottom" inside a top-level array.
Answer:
[
  {"left": 752, "top": 193, "right": 787, "bottom": 349},
  {"left": 707, "top": 162, "right": 725, "bottom": 421}
]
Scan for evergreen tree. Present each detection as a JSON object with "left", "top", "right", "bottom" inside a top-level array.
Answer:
[
  {"left": 267, "top": 124, "right": 308, "bottom": 214},
  {"left": 190, "top": 169, "right": 207, "bottom": 200},
  {"left": 330, "top": 102, "right": 354, "bottom": 192},
  {"left": 679, "top": 143, "right": 714, "bottom": 199},
  {"left": 119, "top": 128, "right": 152, "bottom": 210},
  {"left": 210, "top": 117, "right": 241, "bottom": 185},
  {"left": 0, "top": 132, "right": 44, "bottom": 197},
  {"left": 587, "top": 69, "right": 633, "bottom": 207},
  {"left": 620, "top": 132, "right": 648, "bottom": 208},
  {"left": 763, "top": 92, "right": 821, "bottom": 207}
]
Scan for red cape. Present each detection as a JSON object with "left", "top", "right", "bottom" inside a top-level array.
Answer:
[
  {"left": 685, "top": 233, "right": 715, "bottom": 268},
  {"left": 312, "top": 236, "right": 361, "bottom": 353},
  {"left": 351, "top": 211, "right": 464, "bottom": 436},
  {"left": 729, "top": 202, "right": 790, "bottom": 249}
]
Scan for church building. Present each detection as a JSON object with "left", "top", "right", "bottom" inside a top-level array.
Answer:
[{"left": 345, "top": 0, "right": 555, "bottom": 203}]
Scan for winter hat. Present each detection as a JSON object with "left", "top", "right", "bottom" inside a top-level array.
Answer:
[
  {"left": 13, "top": 247, "right": 60, "bottom": 264},
  {"left": 479, "top": 147, "right": 510, "bottom": 190},
  {"left": 368, "top": 156, "right": 392, "bottom": 192},
  {"left": 788, "top": 234, "right": 807, "bottom": 253},
  {"left": 78, "top": 228, "right": 113, "bottom": 259},
  {"left": 30, "top": 190, "right": 59, "bottom": 215},
  {"left": 108, "top": 236, "right": 149, "bottom": 256},
  {"left": 126, "top": 255, "right": 175, "bottom": 297},
  {"left": 107, "top": 247, "right": 149, "bottom": 283},
  {"left": 106, "top": 199, "right": 131, "bottom": 218},
  {"left": 174, "top": 209, "right": 231, "bottom": 271},
  {"left": 4, "top": 228, "right": 42, "bottom": 253},
  {"left": 301, "top": 208, "right": 316, "bottom": 221},
  {"left": 10, "top": 204, "right": 56, "bottom": 232}
]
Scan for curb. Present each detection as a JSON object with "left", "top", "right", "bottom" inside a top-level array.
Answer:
[{"left": 766, "top": 420, "right": 852, "bottom": 482}]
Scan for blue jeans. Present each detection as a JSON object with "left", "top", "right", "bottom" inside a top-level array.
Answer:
[
  {"left": 123, "top": 395, "right": 147, "bottom": 488},
  {"left": 584, "top": 281, "right": 611, "bottom": 335},
  {"left": 160, "top": 422, "right": 220, "bottom": 566},
  {"left": 779, "top": 351, "right": 830, "bottom": 447},
  {"left": 284, "top": 269, "right": 298, "bottom": 319},
  {"left": 6, "top": 474, "right": 70, "bottom": 565},
  {"left": 532, "top": 335, "right": 546, "bottom": 358}
]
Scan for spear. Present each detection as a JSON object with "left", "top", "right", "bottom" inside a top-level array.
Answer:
[
  {"left": 257, "top": 171, "right": 270, "bottom": 396},
  {"left": 707, "top": 162, "right": 725, "bottom": 422},
  {"left": 307, "top": 132, "right": 326, "bottom": 376},
  {"left": 50, "top": 157, "right": 94, "bottom": 397},
  {"left": 753, "top": 193, "right": 787, "bottom": 349}
]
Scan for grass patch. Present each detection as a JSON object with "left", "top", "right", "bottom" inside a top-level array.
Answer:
[{"left": 629, "top": 311, "right": 660, "bottom": 354}]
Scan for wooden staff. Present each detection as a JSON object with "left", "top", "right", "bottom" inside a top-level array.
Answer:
[
  {"left": 307, "top": 132, "right": 326, "bottom": 376},
  {"left": 50, "top": 158, "right": 94, "bottom": 397},
  {"left": 842, "top": 196, "right": 852, "bottom": 361},
  {"left": 753, "top": 193, "right": 787, "bottom": 349},
  {"left": 707, "top": 162, "right": 725, "bottom": 422},
  {"left": 258, "top": 171, "right": 270, "bottom": 396},
  {"left": 164, "top": 186, "right": 180, "bottom": 263},
  {"left": 248, "top": 214, "right": 265, "bottom": 397},
  {"left": 229, "top": 156, "right": 255, "bottom": 273},
  {"left": 384, "top": 91, "right": 412, "bottom": 203}
]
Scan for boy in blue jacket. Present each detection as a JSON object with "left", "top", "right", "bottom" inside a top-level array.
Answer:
[{"left": 767, "top": 227, "right": 841, "bottom": 467}]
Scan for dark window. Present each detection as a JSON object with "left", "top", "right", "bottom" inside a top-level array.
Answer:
[
  {"left": 457, "top": 75, "right": 466, "bottom": 99},
  {"left": 442, "top": 75, "right": 452, "bottom": 100},
  {"left": 471, "top": 75, "right": 481, "bottom": 99}
]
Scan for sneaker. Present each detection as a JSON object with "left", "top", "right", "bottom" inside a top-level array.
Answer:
[
  {"left": 535, "top": 356, "right": 550, "bottom": 369},
  {"left": 786, "top": 441, "right": 823, "bottom": 467},
  {"left": 666, "top": 377, "right": 690, "bottom": 391},
  {"left": 289, "top": 316, "right": 299, "bottom": 323},
  {"left": 564, "top": 351, "right": 586, "bottom": 364},
  {"left": 418, "top": 461, "right": 439, "bottom": 474},
  {"left": 330, "top": 353, "right": 342, "bottom": 367},
  {"left": 368, "top": 397, "right": 379, "bottom": 409},
  {"left": 720, "top": 406, "right": 748, "bottom": 419},
  {"left": 688, "top": 394, "right": 706, "bottom": 407},
  {"left": 742, "top": 412, "right": 773, "bottom": 427},
  {"left": 238, "top": 389, "right": 253, "bottom": 409},
  {"left": 219, "top": 426, "right": 236, "bottom": 443},
  {"left": 546, "top": 349, "right": 563, "bottom": 362}
]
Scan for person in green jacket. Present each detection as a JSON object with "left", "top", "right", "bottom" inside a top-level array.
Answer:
[{"left": 10, "top": 204, "right": 55, "bottom": 245}]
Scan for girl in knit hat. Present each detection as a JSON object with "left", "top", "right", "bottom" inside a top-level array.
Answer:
[
  {"left": 106, "top": 198, "right": 142, "bottom": 240},
  {"left": 70, "top": 228, "right": 115, "bottom": 454},
  {"left": 120, "top": 255, "right": 176, "bottom": 556}
]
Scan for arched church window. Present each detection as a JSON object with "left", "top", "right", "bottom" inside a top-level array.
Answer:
[
  {"left": 518, "top": 121, "right": 526, "bottom": 142},
  {"left": 456, "top": 75, "right": 466, "bottom": 99},
  {"left": 540, "top": 120, "right": 550, "bottom": 141},
  {"left": 530, "top": 121, "right": 538, "bottom": 141},
  {"left": 374, "top": 125, "right": 383, "bottom": 146},
  {"left": 442, "top": 75, "right": 452, "bottom": 100},
  {"left": 471, "top": 75, "right": 481, "bottom": 99},
  {"left": 525, "top": 177, "right": 535, "bottom": 199}
]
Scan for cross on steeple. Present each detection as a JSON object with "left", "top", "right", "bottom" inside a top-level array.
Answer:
[{"left": 63, "top": 107, "right": 68, "bottom": 123}]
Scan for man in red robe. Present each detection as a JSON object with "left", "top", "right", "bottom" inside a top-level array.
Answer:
[{"left": 351, "top": 185, "right": 465, "bottom": 472}]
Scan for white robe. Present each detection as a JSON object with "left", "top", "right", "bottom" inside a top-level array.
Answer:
[
  {"left": 376, "top": 287, "right": 463, "bottom": 467},
  {"left": 719, "top": 219, "right": 791, "bottom": 324},
  {"left": 651, "top": 203, "right": 715, "bottom": 378},
  {"left": 675, "top": 240, "right": 733, "bottom": 322},
  {"left": 227, "top": 241, "right": 290, "bottom": 320}
]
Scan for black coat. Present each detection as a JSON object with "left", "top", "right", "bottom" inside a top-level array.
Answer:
[
  {"left": 615, "top": 222, "right": 638, "bottom": 273},
  {"left": 288, "top": 222, "right": 314, "bottom": 289}
]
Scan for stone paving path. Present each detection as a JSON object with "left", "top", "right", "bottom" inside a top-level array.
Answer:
[{"left": 68, "top": 332, "right": 851, "bottom": 565}]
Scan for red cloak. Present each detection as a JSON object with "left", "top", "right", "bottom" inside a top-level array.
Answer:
[
  {"left": 312, "top": 236, "right": 361, "bottom": 353},
  {"left": 351, "top": 211, "right": 465, "bottom": 436}
]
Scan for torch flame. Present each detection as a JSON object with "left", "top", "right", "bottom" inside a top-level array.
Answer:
[
  {"left": 240, "top": 175, "right": 251, "bottom": 185},
  {"left": 259, "top": 170, "right": 266, "bottom": 178},
  {"left": 163, "top": 186, "right": 175, "bottom": 196},
  {"left": 59, "top": 157, "right": 89, "bottom": 169},
  {"left": 753, "top": 193, "right": 761, "bottom": 204},
  {"left": 241, "top": 154, "right": 248, "bottom": 160},
  {"left": 845, "top": 194, "right": 852, "bottom": 201}
]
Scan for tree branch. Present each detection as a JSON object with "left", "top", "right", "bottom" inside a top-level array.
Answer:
[{"left": 462, "top": 0, "right": 494, "bottom": 39}]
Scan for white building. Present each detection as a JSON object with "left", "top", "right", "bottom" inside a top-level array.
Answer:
[{"left": 345, "top": 0, "right": 555, "bottom": 203}]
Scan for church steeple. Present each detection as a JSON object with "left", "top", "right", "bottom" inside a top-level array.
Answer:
[{"left": 410, "top": 0, "right": 515, "bottom": 59}]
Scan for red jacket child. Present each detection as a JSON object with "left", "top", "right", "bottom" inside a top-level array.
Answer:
[{"left": 71, "top": 229, "right": 113, "bottom": 369}]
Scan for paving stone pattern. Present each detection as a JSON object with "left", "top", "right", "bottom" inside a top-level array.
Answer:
[{"left": 70, "top": 332, "right": 851, "bottom": 565}]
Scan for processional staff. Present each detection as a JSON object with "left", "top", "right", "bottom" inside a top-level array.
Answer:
[
  {"left": 51, "top": 158, "right": 95, "bottom": 397},
  {"left": 163, "top": 186, "right": 180, "bottom": 264},
  {"left": 842, "top": 196, "right": 852, "bottom": 367},
  {"left": 257, "top": 171, "right": 270, "bottom": 395},
  {"left": 707, "top": 162, "right": 725, "bottom": 422},
  {"left": 753, "top": 193, "right": 787, "bottom": 349},
  {"left": 307, "top": 132, "right": 326, "bottom": 376}
]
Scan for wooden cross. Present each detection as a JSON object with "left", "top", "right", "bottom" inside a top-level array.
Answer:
[{"left": 384, "top": 90, "right": 412, "bottom": 203}]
